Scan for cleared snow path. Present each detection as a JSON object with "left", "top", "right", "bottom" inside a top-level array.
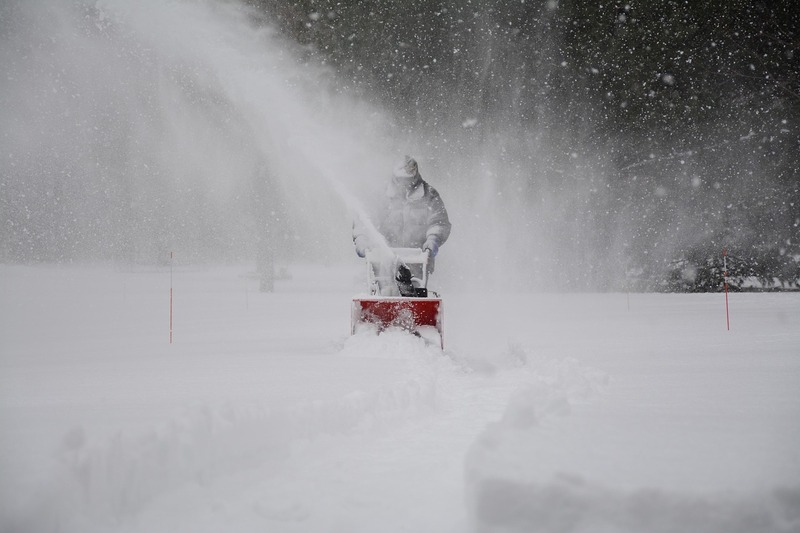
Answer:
[{"left": 116, "top": 335, "right": 605, "bottom": 533}]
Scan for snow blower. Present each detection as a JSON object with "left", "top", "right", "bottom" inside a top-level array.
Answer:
[{"left": 351, "top": 247, "right": 443, "bottom": 348}]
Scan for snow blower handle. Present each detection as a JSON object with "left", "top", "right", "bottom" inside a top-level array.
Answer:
[{"left": 364, "top": 247, "right": 431, "bottom": 295}]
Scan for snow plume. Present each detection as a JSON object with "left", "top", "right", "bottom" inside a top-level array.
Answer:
[{"left": 0, "top": 0, "right": 397, "bottom": 264}]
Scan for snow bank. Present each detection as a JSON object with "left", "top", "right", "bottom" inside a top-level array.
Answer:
[
  {"left": 468, "top": 475, "right": 799, "bottom": 533},
  {"left": 4, "top": 332, "right": 441, "bottom": 533},
  {"left": 464, "top": 353, "right": 800, "bottom": 533}
]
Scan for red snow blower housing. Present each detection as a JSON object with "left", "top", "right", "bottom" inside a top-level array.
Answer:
[{"left": 351, "top": 248, "right": 443, "bottom": 348}]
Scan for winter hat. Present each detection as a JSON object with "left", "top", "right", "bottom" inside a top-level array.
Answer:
[{"left": 392, "top": 155, "right": 418, "bottom": 179}]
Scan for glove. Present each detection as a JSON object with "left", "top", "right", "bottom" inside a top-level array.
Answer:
[
  {"left": 423, "top": 237, "right": 439, "bottom": 257},
  {"left": 354, "top": 236, "right": 367, "bottom": 258}
]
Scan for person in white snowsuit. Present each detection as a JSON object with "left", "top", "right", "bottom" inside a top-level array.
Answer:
[{"left": 353, "top": 156, "right": 451, "bottom": 274}]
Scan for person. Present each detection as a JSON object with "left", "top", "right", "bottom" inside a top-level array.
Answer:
[{"left": 353, "top": 156, "right": 451, "bottom": 275}]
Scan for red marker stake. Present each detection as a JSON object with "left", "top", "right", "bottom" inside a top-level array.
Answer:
[
  {"left": 723, "top": 249, "right": 730, "bottom": 331},
  {"left": 170, "top": 251, "right": 174, "bottom": 344}
]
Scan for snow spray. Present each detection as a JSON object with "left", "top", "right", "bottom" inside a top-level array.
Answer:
[
  {"left": 723, "top": 249, "right": 730, "bottom": 330},
  {"left": 44, "top": 0, "right": 399, "bottom": 263},
  {"left": 326, "top": 177, "right": 394, "bottom": 258}
]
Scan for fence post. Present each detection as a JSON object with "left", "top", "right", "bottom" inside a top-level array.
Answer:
[{"left": 723, "top": 249, "right": 730, "bottom": 331}]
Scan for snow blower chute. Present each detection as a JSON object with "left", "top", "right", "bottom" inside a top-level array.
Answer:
[{"left": 351, "top": 247, "right": 443, "bottom": 348}]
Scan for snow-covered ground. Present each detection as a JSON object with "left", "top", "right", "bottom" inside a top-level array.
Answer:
[{"left": 1, "top": 263, "right": 798, "bottom": 533}]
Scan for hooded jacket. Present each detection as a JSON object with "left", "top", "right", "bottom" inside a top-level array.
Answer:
[{"left": 354, "top": 173, "right": 451, "bottom": 251}]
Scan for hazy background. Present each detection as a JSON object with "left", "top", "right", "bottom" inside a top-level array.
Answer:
[{"left": 1, "top": 0, "right": 797, "bottom": 291}]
